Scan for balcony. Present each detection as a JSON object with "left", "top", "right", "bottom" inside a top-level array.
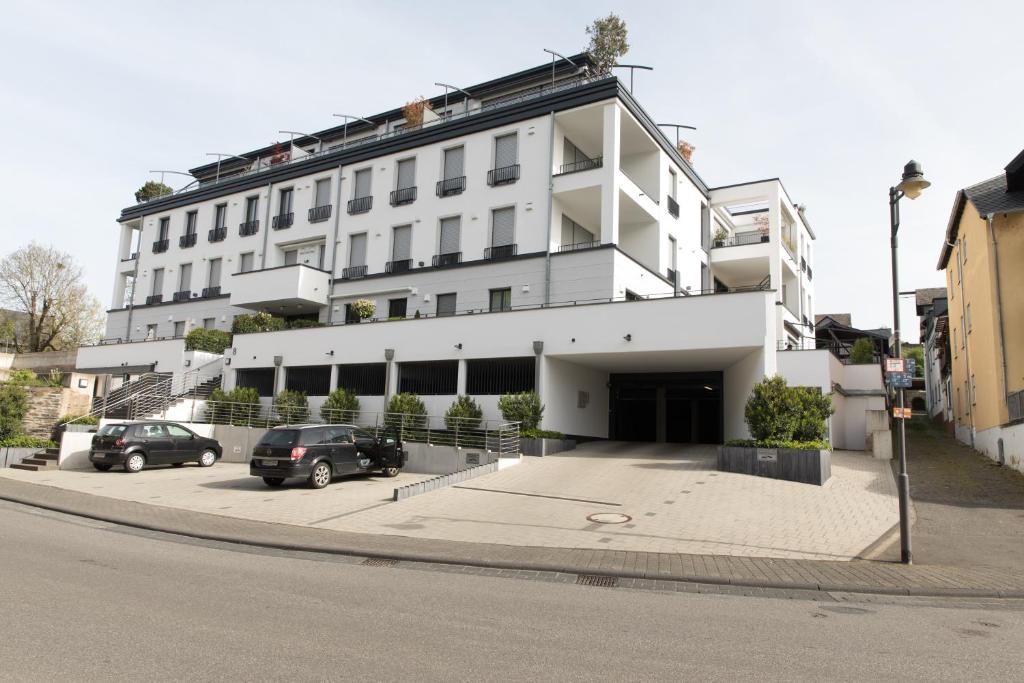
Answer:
[
  {"left": 309, "top": 205, "right": 332, "bottom": 223},
  {"left": 556, "top": 240, "right": 601, "bottom": 253},
  {"left": 800, "top": 257, "right": 807, "bottom": 273},
  {"left": 272, "top": 212, "right": 294, "bottom": 230},
  {"left": 487, "top": 164, "right": 520, "bottom": 186},
  {"left": 436, "top": 176, "right": 466, "bottom": 197},
  {"left": 152, "top": 239, "right": 169, "bottom": 254},
  {"left": 179, "top": 233, "right": 197, "bottom": 248},
  {"left": 120, "top": 253, "right": 138, "bottom": 262},
  {"left": 484, "top": 244, "right": 517, "bottom": 260},
  {"left": 201, "top": 286, "right": 221, "bottom": 298},
  {"left": 208, "top": 227, "right": 227, "bottom": 242},
  {"left": 385, "top": 259, "right": 413, "bottom": 274},
  {"left": 556, "top": 157, "right": 603, "bottom": 175},
  {"left": 347, "top": 196, "right": 372, "bottom": 214},
  {"left": 807, "top": 265, "right": 813, "bottom": 281},
  {"left": 145, "top": 294, "right": 163, "bottom": 305},
  {"left": 229, "top": 264, "right": 330, "bottom": 312},
  {"left": 712, "top": 231, "right": 768, "bottom": 248},
  {"left": 172, "top": 290, "right": 191, "bottom": 302},
  {"left": 341, "top": 265, "right": 368, "bottom": 280},
  {"left": 432, "top": 252, "right": 461, "bottom": 267},
  {"left": 239, "top": 220, "right": 260, "bottom": 236},
  {"left": 390, "top": 186, "right": 417, "bottom": 206},
  {"left": 667, "top": 195, "right": 679, "bottom": 218}
]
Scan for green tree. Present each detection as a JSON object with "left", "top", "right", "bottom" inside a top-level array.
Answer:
[
  {"left": 0, "top": 382, "right": 28, "bottom": 439},
  {"left": 274, "top": 389, "right": 309, "bottom": 424},
  {"left": 444, "top": 395, "right": 483, "bottom": 431},
  {"left": 584, "top": 13, "right": 629, "bottom": 77},
  {"left": 848, "top": 337, "right": 876, "bottom": 364},
  {"left": 498, "top": 391, "right": 544, "bottom": 430},
  {"left": 135, "top": 180, "right": 173, "bottom": 203},
  {"left": 385, "top": 392, "right": 427, "bottom": 429},
  {"left": 321, "top": 388, "right": 360, "bottom": 423},
  {"left": 904, "top": 345, "right": 925, "bottom": 377}
]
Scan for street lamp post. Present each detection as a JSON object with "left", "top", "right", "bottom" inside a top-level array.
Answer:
[{"left": 889, "top": 159, "right": 930, "bottom": 565}]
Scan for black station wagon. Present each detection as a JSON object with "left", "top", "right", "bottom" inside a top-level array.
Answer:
[
  {"left": 249, "top": 424, "right": 405, "bottom": 489},
  {"left": 90, "top": 422, "right": 223, "bottom": 472}
]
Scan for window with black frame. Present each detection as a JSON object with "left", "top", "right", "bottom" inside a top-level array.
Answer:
[
  {"left": 335, "top": 363, "right": 386, "bottom": 395},
  {"left": 489, "top": 288, "right": 511, "bottom": 312},
  {"left": 398, "top": 361, "right": 458, "bottom": 395},
  {"left": 466, "top": 357, "right": 535, "bottom": 394}
]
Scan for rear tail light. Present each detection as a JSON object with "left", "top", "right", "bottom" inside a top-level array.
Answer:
[
  {"left": 114, "top": 437, "right": 125, "bottom": 448},
  {"left": 290, "top": 447, "right": 307, "bottom": 461}
]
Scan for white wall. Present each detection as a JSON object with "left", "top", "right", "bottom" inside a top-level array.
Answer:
[
  {"left": 974, "top": 423, "right": 1024, "bottom": 473},
  {"left": 542, "top": 356, "right": 609, "bottom": 437},
  {"left": 723, "top": 348, "right": 768, "bottom": 440}
]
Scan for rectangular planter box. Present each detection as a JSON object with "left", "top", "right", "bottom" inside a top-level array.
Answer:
[
  {"left": 717, "top": 446, "right": 831, "bottom": 486},
  {"left": 520, "top": 438, "right": 576, "bottom": 457}
]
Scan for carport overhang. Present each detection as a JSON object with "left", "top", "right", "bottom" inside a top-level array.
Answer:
[
  {"left": 75, "top": 363, "right": 156, "bottom": 375},
  {"left": 545, "top": 346, "right": 761, "bottom": 373}
]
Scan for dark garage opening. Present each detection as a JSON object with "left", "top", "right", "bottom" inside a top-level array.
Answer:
[{"left": 609, "top": 372, "right": 723, "bottom": 444}]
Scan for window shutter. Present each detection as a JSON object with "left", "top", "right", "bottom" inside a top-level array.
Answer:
[
  {"left": 491, "top": 207, "right": 515, "bottom": 247},
  {"left": 208, "top": 258, "right": 222, "bottom": 287},
  {"left": 392, "top": 225, "right": 411, "bottom": 260},
  {"left": 439, "top": 216, "right": 461, "bottom": 254},
  {"left": 349, "top": 234, "right": 367, "bottom": 266},
  {"left": 152, "top": 268, "right": 164, "bottom": 295},
  {"left": 354, "top": 169, "right": 372, "bottom": 198},
  {"left": 397, "top": 159, "right": 415, "bottom": 189},
  {"left": 494, "top": 134, "right": 517, "bottom": 168},
  {"left": 179, "top": 264, "right": 192, "bottom": 291},
  {"left": 443, "top": 146, "right": 464, "bottom": 179},
  {"left": 314, "top": 179, "right": 331, "bottom": 207},
  {"left": 436, "top": 293, "right": 457, "bottom": 316},
  {"left": 284, "top": 250, "right": 298, "bottom": 266}
]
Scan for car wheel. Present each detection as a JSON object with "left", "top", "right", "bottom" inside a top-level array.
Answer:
[
  {"left": 263, "top": 477, "right": 285, "bottom": 487},
  {"left": 124, "top": 453, "right": 146, "bottom": 473},
  {"left": 171, "top": 462, "right": 184, "bottom": 468},
  {"left": 92, "top": 463, "right": 112, "bottom": 472},
  {"left": 380, "top": 466, "right": 401, "bottom": 478},
  {"left": 198, "top": 450, "right": 217, "bottom": 468},
  {"left": 308, "top": 462, "right": 331, "bottom": 489}
]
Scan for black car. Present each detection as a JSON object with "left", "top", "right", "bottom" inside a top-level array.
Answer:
[
  {"left": 90, "top": 422, "right": 223, "bottom": 473},
  {"left": 249, "top": 424, "right": 405, "bottom": 489}
]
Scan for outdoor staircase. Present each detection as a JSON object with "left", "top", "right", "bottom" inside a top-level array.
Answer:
[{"left": 10, "top": 447, "right": 60, "bottom": 472}]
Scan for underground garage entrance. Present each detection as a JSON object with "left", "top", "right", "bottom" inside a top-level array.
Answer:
[{"left": 609, "top": 372, "right": 723, "bottom": 444}]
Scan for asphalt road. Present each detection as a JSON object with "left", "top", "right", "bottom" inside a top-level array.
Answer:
[{"left": 1, "top": 500, "right": 1022, "bottom": 682}]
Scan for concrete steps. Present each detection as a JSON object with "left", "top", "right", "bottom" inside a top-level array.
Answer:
[{"left": 10, "top": 448, "right": 60, "bottom": 472}]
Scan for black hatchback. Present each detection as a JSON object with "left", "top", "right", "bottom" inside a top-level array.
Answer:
[
  {"left": 249, "top": 424, "right": 405, "bottom": 489},
  {"left": 90, "top": 422, "right": 223, "bottom": 473}
]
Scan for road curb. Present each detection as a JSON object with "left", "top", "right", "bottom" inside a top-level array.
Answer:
[{"left": 3, "top": 484, "right": 1022, "bottom": 601}]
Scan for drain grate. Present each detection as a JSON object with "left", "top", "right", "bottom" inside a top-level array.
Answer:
[
  {"left": 576, "top": 574, "right": 619, "bottom": 588},
  {"left": 361, "top": 557, "right": 398, "bottom": 567}
]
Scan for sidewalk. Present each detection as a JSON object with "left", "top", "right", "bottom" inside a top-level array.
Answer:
[{"left": 2, "top": 475, "right": 1022, "bottom": 598}]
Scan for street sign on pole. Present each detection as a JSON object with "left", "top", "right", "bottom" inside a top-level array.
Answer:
[
  {"left": 893, "top": 407, "right": 912, "bottom": 419},
  {"left": 885, "top": 358, "right": 906, "bottom": 373},
  {"left": 886, "top": 371, "right": 913, "bottom": 388}
]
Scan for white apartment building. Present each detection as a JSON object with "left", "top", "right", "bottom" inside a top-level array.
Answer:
[{"left": 79, "top": 54, "right": 824, "bottom": 443}]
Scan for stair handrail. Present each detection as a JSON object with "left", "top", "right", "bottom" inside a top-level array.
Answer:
[{"left": 59, "top": 372, "right": 177, "bottom": 428}]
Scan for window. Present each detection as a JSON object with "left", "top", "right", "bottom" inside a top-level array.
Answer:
[
  {"left": 285, "top": 365, "right": 331, "bottom": 396},
  {"left": 466, "top": 357, "right": 535, "bottom": 395},
  {"left": 207, "top": 258, "right": 222, "bottom": 288},
  {"left": 353, "top": 168, "right": 372, "bottom": 198},
  {"left": 344, "top": 303, "right": 362, "bottom": 324},
  {"left": 349, "top": 233, "right": 367, "bottom": 267},
  {"left": 173, "top": 321, "right": 186, "bottom": 338},
  {"left": 146, "top": 323, "right": 158, "bottom": 338},
  {"left": 392, "top": 225, "right": 412, "bottom": 261},
  {"left": 439, "top": 216, "right": 461, "bottom": 255},
  {"left": 436, "top": 292, "right": 457, "bottom": 317},
  {"left": 560, "top": 215, "right": 594, "bottom": 247},
  {"left": 563, "top": 138, "right": 591, "bottom": 165},
  {"left": 318, "top": 243, "right": 326, "bottom": 269},
  {"left": 239, "top": 252, "right": 254, "bottom": 273},
  {"left": 700, "top": 203, "right": 710, "bottom": 251},
  {"left": 235, "top": 368, "right": 276, "bottom": 397},
  {"left": 494, "top": 133, "right": 518, "bottom": 168},
  {"left": 701, "top": 262, "right": 710, "bottom": 292},
  {"left": 966, "top": 304, "right": 972, "bottom": 332},
  {"left": 151, "top": 268, "right": 164, "bottom": 296},
  {"left": 141, "top": 424, "right": 169, "bottom": 438},
  {"left": 284, "top": 249, "right": 298, "bottom": 266},
  {"left": 279, "top": 187, "right": 294, "bottom": 215},
  {"left": 396, "top": 158, "right": 415, "bottom": 190},
  {"left": 245, "top": 196, "right": 260, "bottom": 222},
  {"left": 323, "top": 426, "right": 353, "bottom": 444},
  {"left": 185, "top": 211, "right": 197, "bottom": 235},
  {"left": 489, "top": 288, "right": 511, "bottom": 312},
  {"left": 214, "top": 204, "right": 227, "bottom": 229},
  {"left": 667, "top": 235, "right": 677, "bottom": 282},
  {"left": 336, "top": 363, "right": 386, "bottom": 395},
  {"left": 388, "top": 298, "right": 407, "bottom": 319},
  {"left": 314, "top": 178, "right": 331, "bottom": 208},
  {"left": 398, "top": 360, "right": 458, "bottom": 395},
  {"left": 443, "top": 146, "right": 465, "bottom": 180},
  {"left": 668, "top": 168, "right": 677, "bottom": 199},
  {"left": 490, "top": 206, "right": 515, "bottom": 247},
  {"left": 203, "top": 318, "right": 215, "bottom": 330},
  {"left": 167, "top": 424, "right": 192, "bottom": 438},
  {"left": 178, "top": 263, "right": 192, "bottom": 291},
  {"left": 158, "top": 217, "right": 170, "bottom": 241}
]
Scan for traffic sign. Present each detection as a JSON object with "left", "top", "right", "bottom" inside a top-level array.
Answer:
[
  {"left": 886, "top": 371, "right": 913, "bottom": 388},
  {"left": 885, "top": 358, "right": 905, "bottom": 373},
  {"left": 893, "top": 407, "right": 912, "bottom": 419}
]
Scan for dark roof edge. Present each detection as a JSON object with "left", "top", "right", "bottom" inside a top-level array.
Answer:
[{"left": 937, "top": 189, "right": 966, "bottom": 270}]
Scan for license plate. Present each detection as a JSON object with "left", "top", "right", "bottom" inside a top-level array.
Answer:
[
  {"left": 93, "top": 453, "right": 105, "bottom": 459},
  {"left": 261, "top": 459, "right": 278, "bottom": 466}
]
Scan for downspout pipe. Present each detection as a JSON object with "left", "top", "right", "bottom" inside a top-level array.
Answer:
[
  {"left": 987, "top": 213, "right": 1010, "bottom": 413},
  {"left": 543, "top": 111, "right": 555, "bottom": 306}
]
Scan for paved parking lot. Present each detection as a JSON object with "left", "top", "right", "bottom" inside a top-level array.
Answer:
[{"left": 1, "top": 441, "right": 898, "bottom": 560}]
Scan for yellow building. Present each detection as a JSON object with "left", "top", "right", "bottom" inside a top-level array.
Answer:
[{"left": 938, "top": 148, "right": 1024, "bottom": 472}]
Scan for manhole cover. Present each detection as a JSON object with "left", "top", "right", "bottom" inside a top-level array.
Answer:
[
  {"left": 587, "top": 512, "right": 632, "bottom": 524},
  {"left": 361, "top": 557, "right": 398, "bottom": 567}
]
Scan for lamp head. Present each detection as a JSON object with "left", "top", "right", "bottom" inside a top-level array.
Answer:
[{"left": 896, "top": 160, "right": 930, "bottom": 199}]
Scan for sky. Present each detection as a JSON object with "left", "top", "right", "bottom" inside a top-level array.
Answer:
[{"left": 1, "top": 0, "right": 1021, "bottom": 343}]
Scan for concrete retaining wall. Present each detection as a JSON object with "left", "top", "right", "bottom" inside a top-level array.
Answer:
[
  {"left": 58, "top": 432, "right": 95, "bottom": 470},
  {"left": 717, "top": 446, "right": 831, "bottom": 486},
  {"left": 393, "top": 461, "right": 500, "bottom": 501},
  {"left": 1, "top": 447, "right": 39, "bottom": 468},
  {"left": 520, "top": 438, "right": 576, "bottom": 456},
  {"left": 402, "top": 443, "right": 498, "bottom": 474}
]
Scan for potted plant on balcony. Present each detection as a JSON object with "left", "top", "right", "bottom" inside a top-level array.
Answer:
[
  {"left": 713, "top": 226, "right": 728, "bottom": 248},
  {"left": 754, "top": 214, "right": 770, "bottom": 242},
  {"left": 401, "top": 97, "right": 433, "bottom": 129},
  {"left": 349, "top": 298, "right": 376, "bottom": 323}
]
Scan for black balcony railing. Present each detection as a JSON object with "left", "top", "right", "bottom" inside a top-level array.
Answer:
[
  {"left": 179, "top": 233, "right": 197, "bottom": 248},
  {"left": 172, "top": 290, "right": 191, "bottom": 302},
  {"left": 145, "top": 294, "right": 163, "bottom": 305},
  {"left": 667, "top": 195, "right": 679, "bottom": 218},
  {"left": 341, "top": 265, "right": 368, "bottom": 279},
  {"left": 436, "top": 176, "right": 466, "bottom": 197},
  {"left": 239, "top": 220, "right": 259, "bottom": 236},
  {"left": 309, "top": 205, "right": 332, "bottom": 223},
  {"left": 390, "top": 186, "right": 417, "bottom": 206},
  {"left": 667, "top": 268, "right": 677, "bottom": 285},
  {"left": 712, "top": 231, "right": 769, "bottom": 248},
  {"left": 487, "top": 164, "right": 520, "bottom": 186},
  {"left": 801, "top": 257, "right": 808, "bottom": 273},
  {"left": 484, "top": 244, "right": 517, "bottom": 260},
  {"left": 272, "top": 212, "right": 294, "bottom": 230},
  {"left": 347, "top": 196, "right": 372, "bottom": 214},
  {"left": 556, "top": 157, "right": 603, "bottom": 175},
  {"left": 208, "top": 227, "right": 227, "bottom": 242},
  {"left": 152, "top": 239, "right": 169, "bottom": 253},
  {"left": 120, "top": 252, "right": 139, "bottom": 262},
  {"left": 807, "top": 265, "right": 813, "bottom": 281},
  {"left": 201, "top": 286, "right": 221, "bottom": 298},
  {"left": 556, "top": 240, "right": 601, "bottom": 253},
  {"left": 432, "top": 252, "right": 462, "bottom": 267},
  {"left": 385, "top": 259, "right": 413, "bottom": 274}
]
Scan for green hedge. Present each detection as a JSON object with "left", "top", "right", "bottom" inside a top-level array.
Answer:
[
  {"left": 275, "top": 390, "right": 309, "bottom": 423},
  {"left": 231, "top": 312, "right": 286, "bottom": 335},
  {"left": 744, "top": 376, "right": 833, "bottom": 443},
  {"left": 385, "top": 393, "right": 427, "bottom": 429},
  {"left": 521, "top": 428, "right": 566, "bottom": 439},
  {"left": 0, "top": 382, "right": 28, "bottom": 439},
  {"left": 185, "top": 328, "right": 233, "bottom": 354},
  {"left": 204, "top": 387, "right": 261, "bottom": 425},
  {"left": 0, "top": 434, "right": 55, "bottom": 448},
  {"left": 724, "top": 438, "right": 831, "bottom": 450}
]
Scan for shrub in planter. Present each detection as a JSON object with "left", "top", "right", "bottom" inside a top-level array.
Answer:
[
  {"left": 185, "top": 327, "right": 233, "bottom": 354},
  {"left": 521, "top": 428, "right": 565, "bottom": 439},
  {"left": 231, "top": 312, "right": 286, "bottom": 335},
  {"left": 0, "top": 434, "right": 55, "bottom": 448},
  {"left": 205, "top": 387, "right": 260, "bottom": 425},
  {"left": 385, "top": 392, "right": 427, "bottom": 429},
  {"left": 743, "top": 376, "right": 834, "bottom": 445},
  {"left": 286, "top": 318, "right": 324, "bottom": 329},
  {"left": 498, "top": 391, "right": 544, "bottom": 430},
  {"left": 274, "top": 389, "right": 309, "bottom": 423},
  {"left": 321, "top": 387, "right": 360, "bottom": 423},
  {"left": 0, "top": 382, "right": 28, "bottom": 439},
  {"left": 349, "top": 299, "right": 376, "bottom": 321},
  {"left": 444, "top": 395, "right": 482, "bottom": 431},
  {"left": 792, "top": 387, "right": 834, "bottom": 442},
  {"left": 6, "top": 369, "right": 42, "bottom": 386}
]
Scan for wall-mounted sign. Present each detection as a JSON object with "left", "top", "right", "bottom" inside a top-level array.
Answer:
[
  {"left": 893, "top": 407, "right": 912, "bottom": 419},
  {"left": 756, "top": 449, "right": 778, "bottom": 462},
  {"left": 885, "top": 358, "right": 906, "bottom": 373}
]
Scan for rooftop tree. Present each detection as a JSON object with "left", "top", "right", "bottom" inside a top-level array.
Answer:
[
  {"left": 134, "top": 180, "right": 173, "bottom": 203},
  {"left": 585, "top": 13, "right": 629, "bottom": 77}
]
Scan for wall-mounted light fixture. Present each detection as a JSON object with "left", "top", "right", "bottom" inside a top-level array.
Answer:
[
  {"left": 326, "top": 350, "right": 334, "bottom": 356},
  {"left": 533, "top": 340, "right": 544, "bottom": 355},
  {"left": 454, "top": 343, "right": 463, "bottom": 350},
  {"left": 623, "top": 334, "right": 632, "bottom": 342},
  {"left": 384, "top": 348, "right": 395, "bottom": 361},
  {"left": 224, "top": 358, "right": 231, "bottom": 366}
]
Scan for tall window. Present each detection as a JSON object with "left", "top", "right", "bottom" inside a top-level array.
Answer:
[
  {"left": 314, "top": 178, "right": 331, "bottom": 208},
  {"left": 279, "top": 187, "right": 293, "bottom": 215},
  {"left": 239, "top": 252, "right": 254, "bottom": 273},
  {"left": 353, "top": 168, "right": 372, "bottom": 198},
  {"left": 667, "top": 236, "right": 677, "bottom": 282},
  {"left": 207, "top": 258, "right": 222, "bottom": 288},
  {"left": 668, "top": 168, "right": 677, "bottom": 199},
  {"left": 178, "top": 263, "right": 192, "bottom": 292},
  {"left": 214, "top": 204, "right": 227, "bottom": 229},
  {"left": 489, "top": 288, "right": 511, "bottom": 312},
  {"left": 151, "top": 268, "right": 164, "bottom": 296},
  {"left": 490, "top": 207, "right": 515, "bottom": 247},
  {"left": 245, "top": 196, "right": 260, "bottom": 222},
  {"left": 439, "top": 216, "right": 461, "bottom": 255},
  {"left": 349, "top": 233, "right": 367, "bottom": 267},
  {"left": 173, "top": 321, "right": 186, "bottom": 338},
  {"left": 563, "top": 138, "right": 591, "bottom": 165},
  {"left": 561, "top": 215, "right": 594, "bottom": 247},
  {"left": 396, "top": 158, "right": 415, "bottom": 190},
  {"left": 185, "top": 211, "right": 197, "bottom": 235},
  {"left": 701, "top": 262, "right": 710, "bottom": 292},
  {"left": 443, "top": 146, "right": 465, "bottom": 180},
  {"left": 392, "top": 225, "right": 412, "bottom": 263},
  {"left": 494, "top": 133, "right": 518, "bottom": 169},
  {"left": 436, "top": 292, "right": 457, "bottom": 317},
  {"left": 388, "top": 298, "right": 407, "bottom": 319},
  {"left": 700, "top": 203, "right": 710, "bottom": 251},
  {"left": 158, "top": 217, "right": 170, "bottom": 240}
]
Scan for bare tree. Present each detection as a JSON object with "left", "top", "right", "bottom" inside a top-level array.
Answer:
[{"left": 0, "top": 243, "right": 104, "bottom": 352}]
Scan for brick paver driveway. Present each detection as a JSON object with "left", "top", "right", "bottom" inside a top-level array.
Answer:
[{"left": 333, "top": 441, "right": 898, "bottom": 560}]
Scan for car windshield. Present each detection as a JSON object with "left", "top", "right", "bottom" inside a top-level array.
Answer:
[
  {"left": 258, "top": 430, "right": 299, "bottom": 447},
  {"left": 97, "top": 425, "right": 128, "bottom": 437}
]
